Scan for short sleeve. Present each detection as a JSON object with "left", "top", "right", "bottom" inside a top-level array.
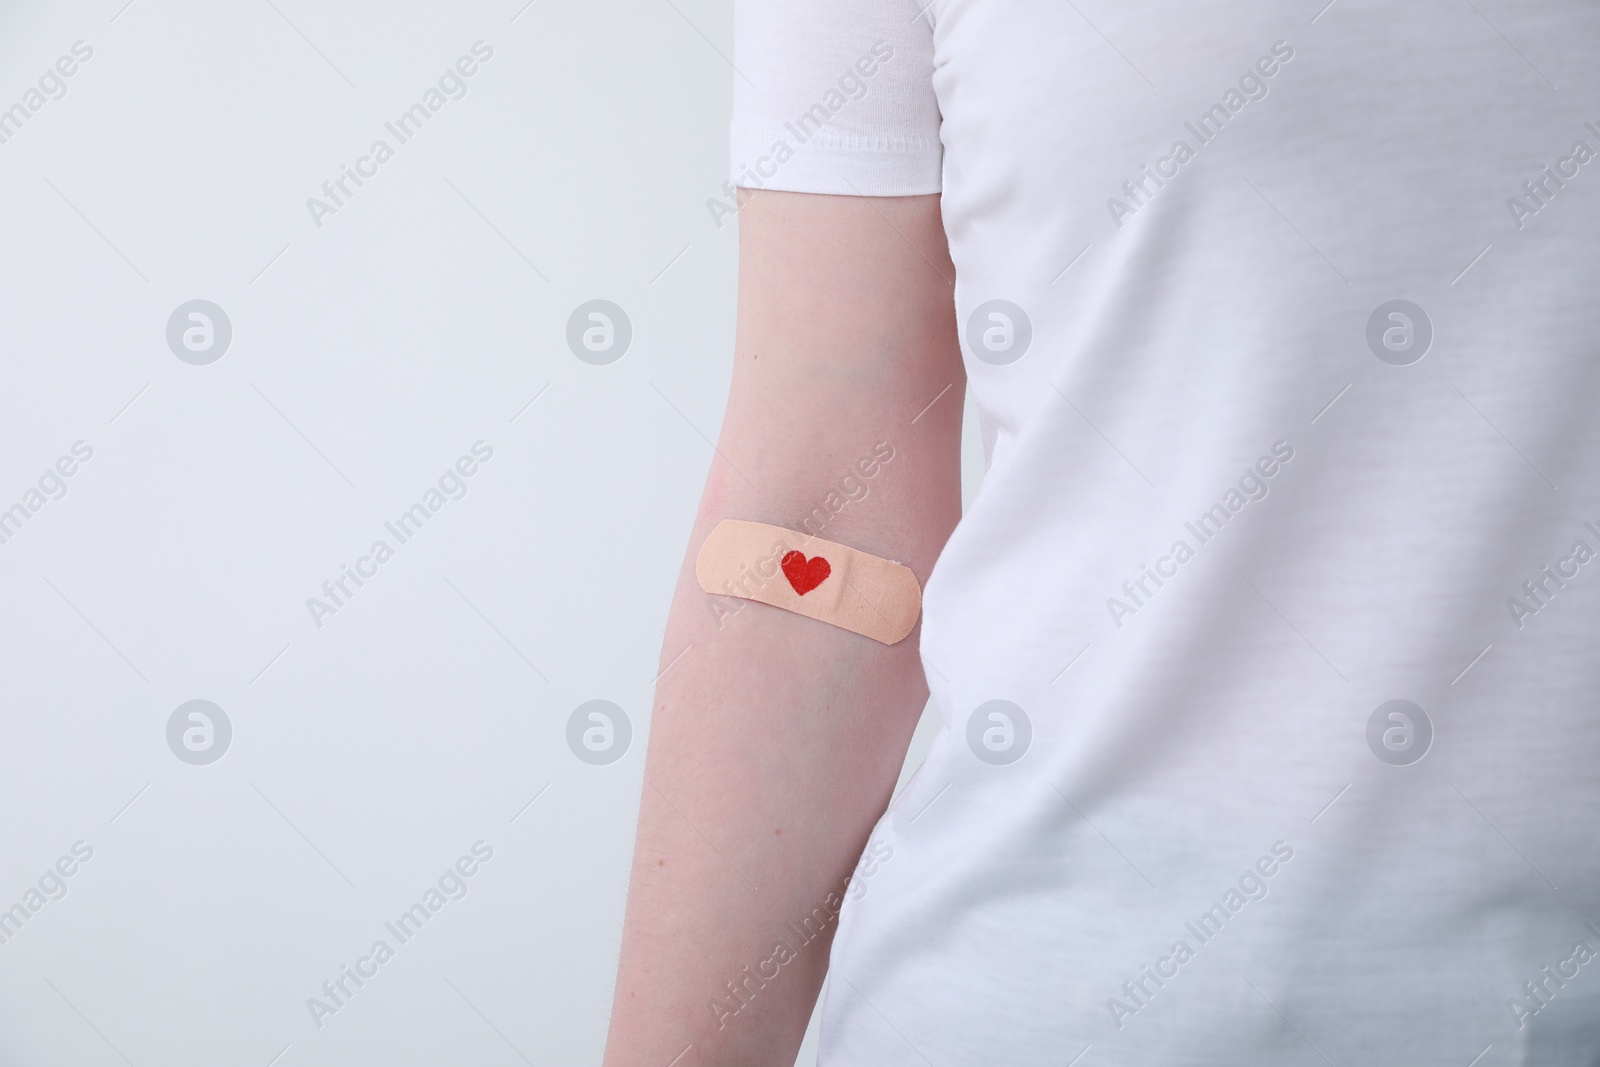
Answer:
[{"left": 730, "top": 0, "right": 941, "bottom": 195}]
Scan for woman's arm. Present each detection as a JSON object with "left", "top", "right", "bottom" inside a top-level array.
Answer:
[{"left": 602, "top": 189, "right": 964, "bottom": 1067}]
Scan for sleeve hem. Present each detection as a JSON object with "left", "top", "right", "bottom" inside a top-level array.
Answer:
[{"left": 731, "top": 142, "right": 942, "bottom": 196}]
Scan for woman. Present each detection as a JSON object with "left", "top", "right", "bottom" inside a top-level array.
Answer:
[{"left": 608, "top": 2, "right": 1600, "bottom": 1063}]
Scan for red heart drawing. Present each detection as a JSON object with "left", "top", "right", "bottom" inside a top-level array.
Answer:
[{"left": 781, "top": 550, "right": 831, "bottom": 595}]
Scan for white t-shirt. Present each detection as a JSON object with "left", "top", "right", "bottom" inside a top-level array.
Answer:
[{"left": 732, "top": 3, "right": 1600, "bottom": 1063}]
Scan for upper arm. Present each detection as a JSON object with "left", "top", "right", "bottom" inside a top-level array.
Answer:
[
  {"left": 704, "top": 189, "right": 964, "bottom": 573},
  {"left": 711, "top": 0, "right": 957, "bottom": 564}
]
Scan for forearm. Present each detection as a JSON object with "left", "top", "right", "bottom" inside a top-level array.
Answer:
[
  {"left": 604, "top": 515, "right": 934, "bottom": 1065},
  {"left": 604, "top": 192, "right": 962, "bottom": 1066}
]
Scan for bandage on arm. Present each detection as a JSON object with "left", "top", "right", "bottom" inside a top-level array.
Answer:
[
  {"left": 604, "top": 190, "right": 964, "bottom": 1067},
  {"left": 696, "top": 520, "right": 922, "bottom": 645}
]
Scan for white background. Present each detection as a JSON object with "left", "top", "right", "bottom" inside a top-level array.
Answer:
[{"left": 0, "top": 2, "right": 982, "bottom": 1063}]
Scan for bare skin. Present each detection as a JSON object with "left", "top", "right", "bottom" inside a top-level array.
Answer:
[{"left": 602, "top": 189, "right": 964, "bottom": 1067}]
